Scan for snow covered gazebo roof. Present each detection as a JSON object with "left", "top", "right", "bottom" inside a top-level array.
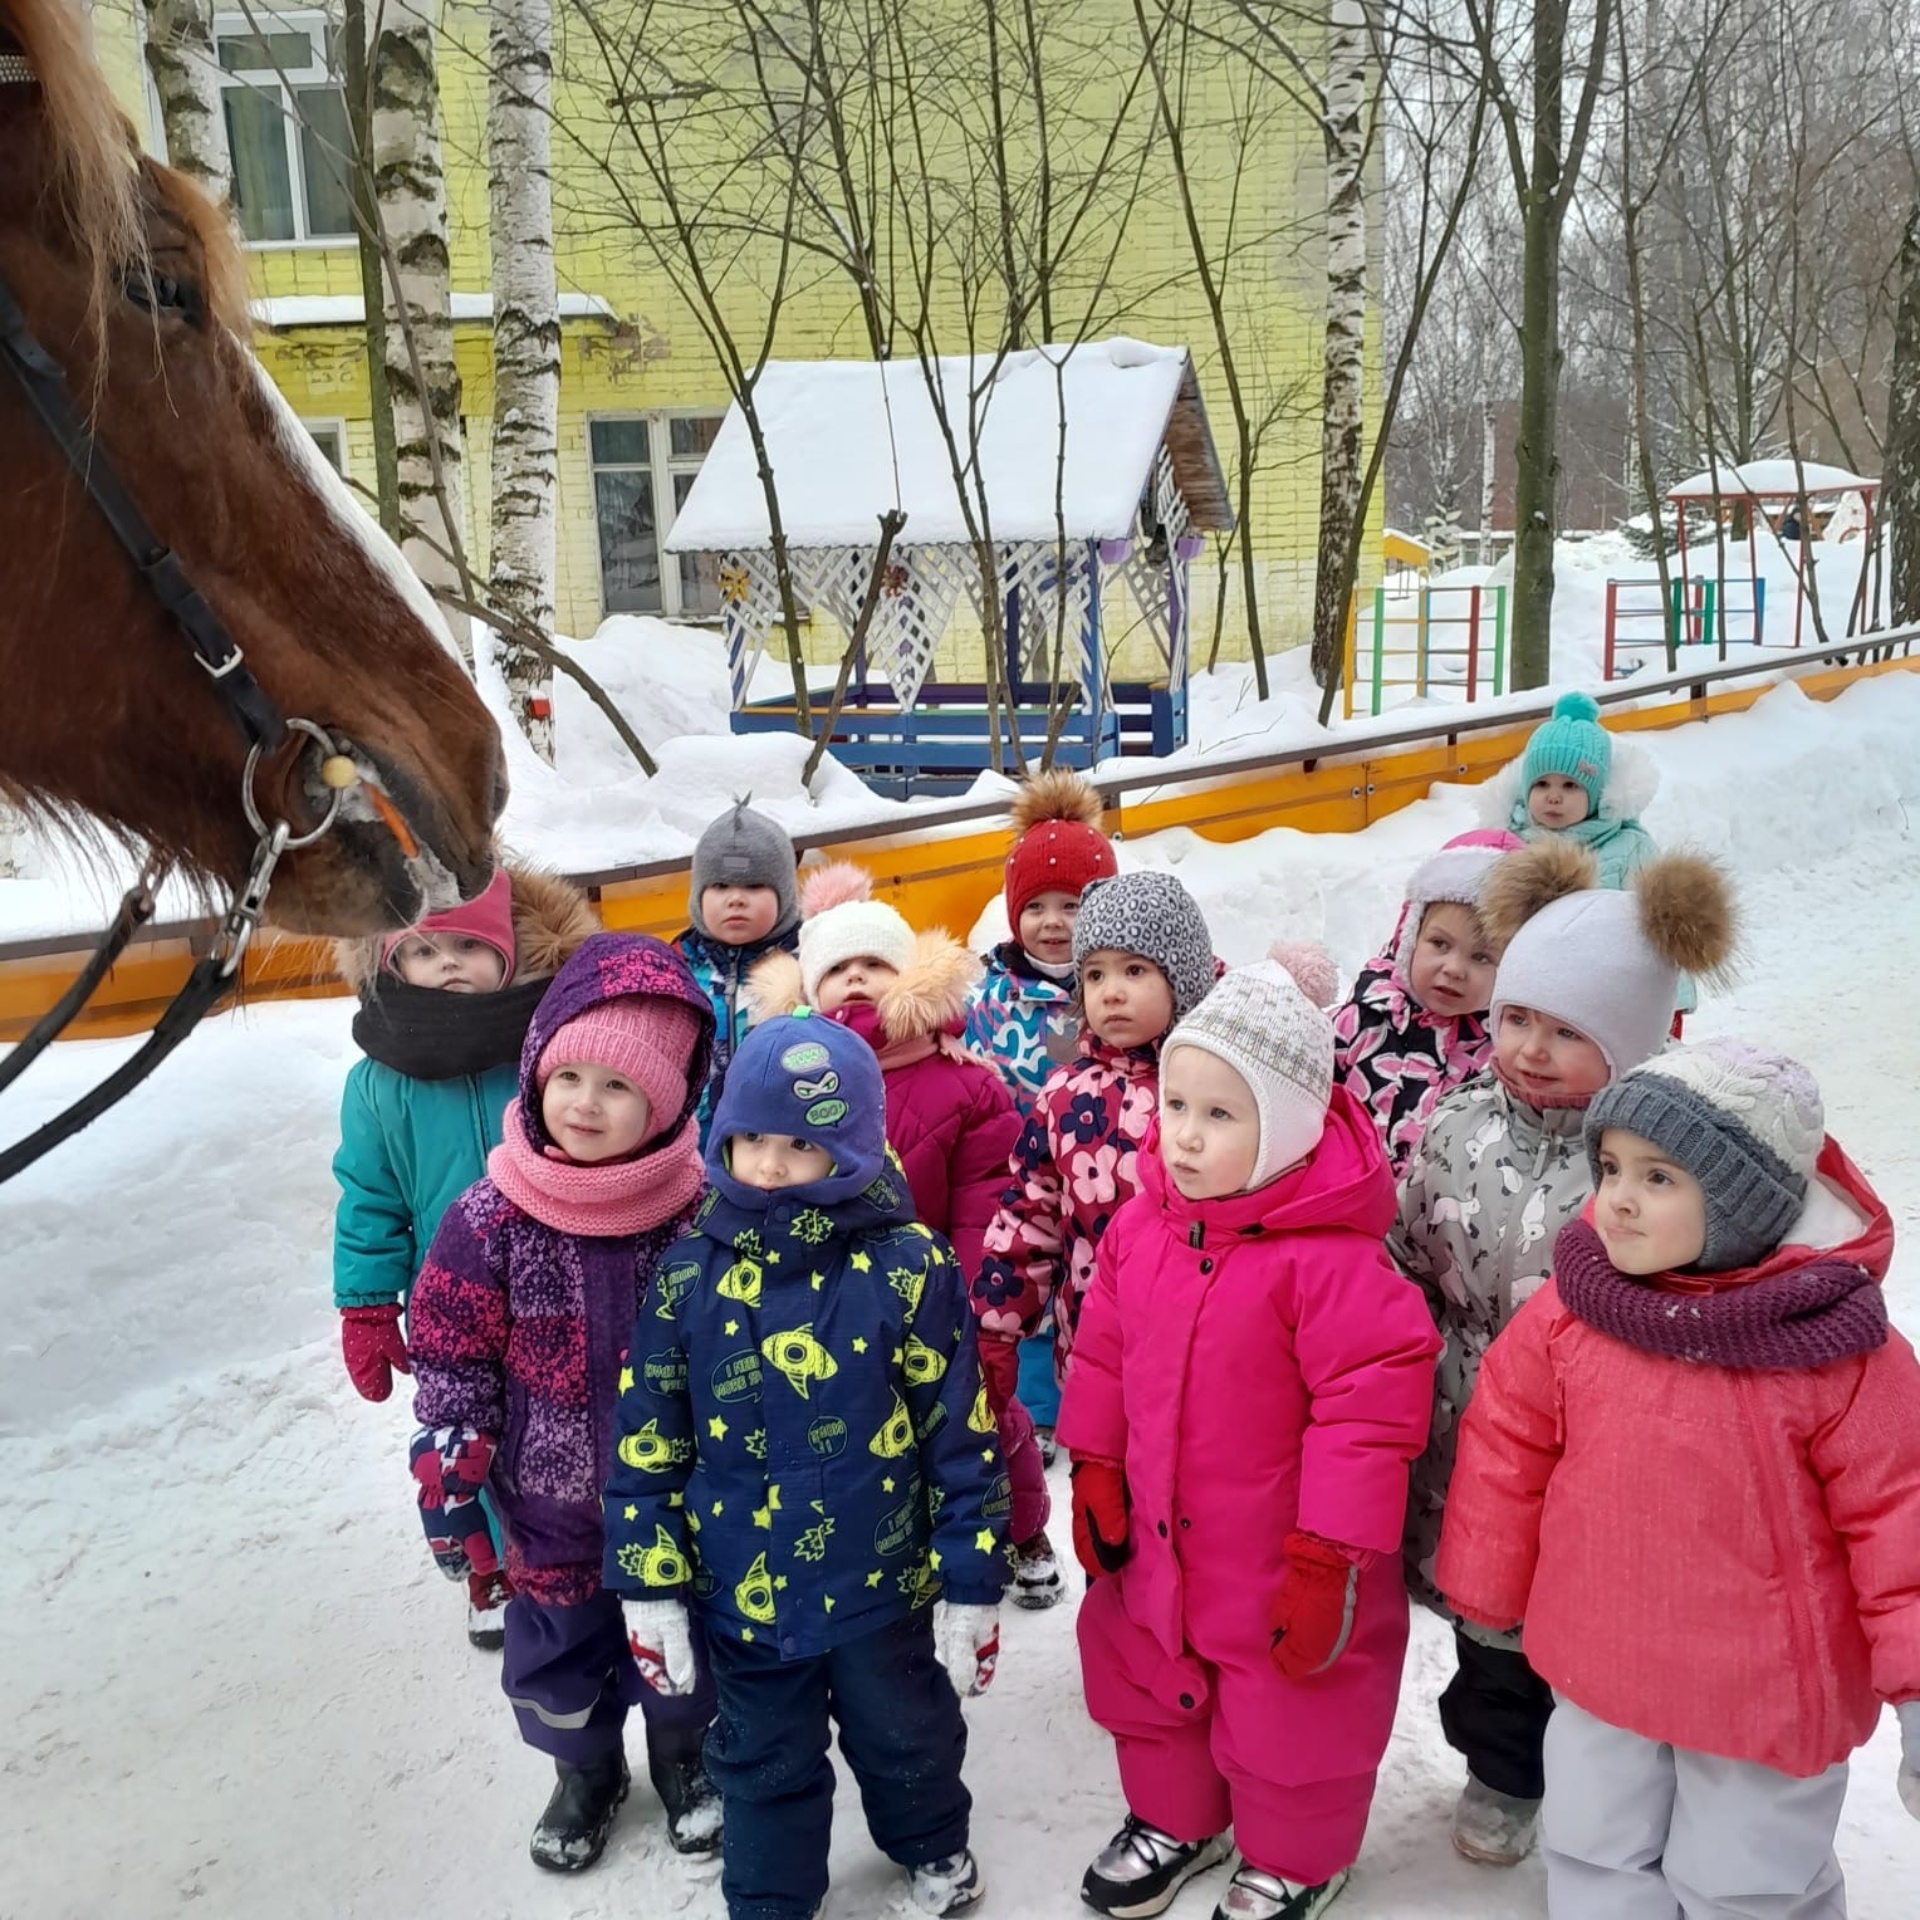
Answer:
[
  {"left": 1668, "top": 458, "right": 1877, "bottom": 501},
  {"left": 667, "top": 340, "right": 1230, "bottom": 714},
  {"left": 664, "top": 338, "right": 1233, "bottom": 552}
]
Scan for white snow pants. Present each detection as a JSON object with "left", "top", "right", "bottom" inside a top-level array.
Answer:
[{"left": 1542, "top": 1698, "right": 1849, "bottom": 1920}]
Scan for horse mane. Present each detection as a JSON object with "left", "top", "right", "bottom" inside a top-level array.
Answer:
[{"left": 1, "top": 0, "right": 148, "bottom": 330}]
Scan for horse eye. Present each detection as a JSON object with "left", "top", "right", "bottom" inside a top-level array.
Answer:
[{"left": 124, "top": 269, "right": 200, "bottom": 322}]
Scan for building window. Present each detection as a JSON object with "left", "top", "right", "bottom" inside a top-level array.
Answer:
[
  {"left": 215, "top": 12, "right": 354, "bottom": 245},
  {"left": 304, "top": 419, "right": 348, "bottom": 474},
  {"left": 590, "top": 414, "right": 725, "bottom": 619}
]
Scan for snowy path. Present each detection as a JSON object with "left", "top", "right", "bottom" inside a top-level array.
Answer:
[{"left": 6, "top": 693, "right": 1920, "bottom": 1916}]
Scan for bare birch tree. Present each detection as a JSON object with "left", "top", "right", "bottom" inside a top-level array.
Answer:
[
  {"left": 488, "top": 0, "right": 561, "bottom": 757},
  {"left": 142, "top": 0, "right": 233, "bottom": 203},
  {"left": 368, "top": 0, "right": 471, "bottom": 660}
]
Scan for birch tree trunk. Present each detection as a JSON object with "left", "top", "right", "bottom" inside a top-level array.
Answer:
[
  {"left": 141, "top": 0, "right": 231, "bottom": 203},
  {"left": 1479, "top": 391, "right": 1497, "bottom": 555},
  {"left": 368, "top": 0, "right": 471, "bottom": 662},
  {"left": 1883, "top": 205, "right": 1920, "bottom": 627},
  {"left": 487, "top": 0, "right": 560, "bottom": 760},
  {"left": 1308, "top": 0, "right": 1370, "bottom": 685}
]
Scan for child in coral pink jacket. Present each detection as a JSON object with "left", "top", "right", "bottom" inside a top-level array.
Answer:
[
  {"left": 1059, "top": 959, "right": 1441, "bottom": 1920},
  {"left": 1439, "top": 1039, "right": 1920, "bottom": 1920}
]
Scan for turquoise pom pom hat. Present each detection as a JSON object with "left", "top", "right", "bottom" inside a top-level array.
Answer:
[{"left": 1520, "top": 692, "right": 1612, "bottom": 814}]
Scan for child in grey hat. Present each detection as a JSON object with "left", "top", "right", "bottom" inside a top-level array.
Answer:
[
  {"left": 674, "top": 799, "right": 800, "bottom": 1148},
  {"left": 1439, "top": 1038, "right": 1920, "bottom": 1920},
  {"left": 971, "top": 870, "right": 1217, "bottom": 1419}
]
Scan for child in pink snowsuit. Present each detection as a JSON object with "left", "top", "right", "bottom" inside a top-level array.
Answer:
[{"left": 1060, "top": 959, "right": 1440, "bottom": 1920}]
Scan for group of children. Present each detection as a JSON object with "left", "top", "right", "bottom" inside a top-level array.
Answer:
[{"left": 331, "top": 691, "right": 1920, "bottom": 1920}]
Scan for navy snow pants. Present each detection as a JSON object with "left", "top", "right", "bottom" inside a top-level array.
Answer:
[{"left": 704, "top": 1609, "right": 971, "bottom": 1920}]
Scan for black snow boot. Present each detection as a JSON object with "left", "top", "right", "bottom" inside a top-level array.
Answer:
[
  {"left": 653, "top": 1752, "right": 724, "bottom": 1856},
  {"left": 529, "top": 1753, "right": 629, "bottom": 1873}
]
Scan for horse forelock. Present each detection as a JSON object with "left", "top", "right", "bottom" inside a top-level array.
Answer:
[{"left": 1, "top": 0, "right": 147, "bottom": 319}]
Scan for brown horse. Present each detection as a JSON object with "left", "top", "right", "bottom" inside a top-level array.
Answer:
[{"left": 0, "top": 0, "right": 503, "bottom": 936}]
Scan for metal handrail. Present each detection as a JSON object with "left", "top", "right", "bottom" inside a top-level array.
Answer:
[{"left": 3, "top": 625, "right": 1914, "bottom": 966}]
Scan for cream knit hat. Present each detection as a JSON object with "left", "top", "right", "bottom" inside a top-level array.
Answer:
[
  {"left": 798, "top": 898, "right": 917, "bottom": 1003},
  {"left": 1162, "top": 959, "right": 1334, "bottom": 1189}
]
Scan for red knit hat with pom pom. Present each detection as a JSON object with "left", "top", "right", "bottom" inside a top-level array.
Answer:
[{"left": 1004, "top": 770, "right": 1117, "bottom": 923}]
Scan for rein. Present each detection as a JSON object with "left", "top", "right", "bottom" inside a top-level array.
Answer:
[{"left": 0, "top": 52, "right": 358, "bottom": 1181}]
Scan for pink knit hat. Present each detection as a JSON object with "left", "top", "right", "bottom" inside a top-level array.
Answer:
[
  {"left": 536, "top": 993, "right": 708, "bottom": 1130},
  {"left": 382, "top": 868, "right": 517, "bottom": 981}
]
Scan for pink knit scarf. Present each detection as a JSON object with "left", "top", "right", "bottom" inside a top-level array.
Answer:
[{"left": 488, "top": 1102, "right": 707, "bottom": 1236}]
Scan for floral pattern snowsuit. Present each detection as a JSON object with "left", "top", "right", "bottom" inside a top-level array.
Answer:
[
  {"left": 969, "top": 1036, "right": 1160, "bottom": 1403},
  {"left": 1389, "top": 1069, "right": 1592, "bottom": 1642},
  {"left": 1331, "top": 948, "right": 1495, "bottom": 1178}
]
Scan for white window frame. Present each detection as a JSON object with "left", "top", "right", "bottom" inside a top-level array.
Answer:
[
  {"left": 213, "top": 9, "right": 353, "bottom": 249},
  {"left": 587, "top": 411, "right": 726, "bottom": 620},
  {"left": 303, "top": 418, "right": 350, "bottom": 477}
]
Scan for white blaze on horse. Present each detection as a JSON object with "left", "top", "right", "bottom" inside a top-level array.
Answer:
[{"left": 0, "top": 0, "right": 504, "bottom": 939}]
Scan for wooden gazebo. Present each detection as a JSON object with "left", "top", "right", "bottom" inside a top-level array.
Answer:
[{"left": 664, "top": 339, "right": 1234, "bottom": 794}]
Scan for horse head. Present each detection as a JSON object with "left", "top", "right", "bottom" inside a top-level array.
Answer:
[{"left": 0, "top": 0, "right": 506, "bottom": 936}]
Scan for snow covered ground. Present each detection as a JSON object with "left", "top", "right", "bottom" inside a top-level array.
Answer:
[{"left": 4, "top": 685, "right": 1920, "bottom": 1917}]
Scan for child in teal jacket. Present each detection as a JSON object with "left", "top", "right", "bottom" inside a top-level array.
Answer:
[{"left": 331, "top": 864, "right": 596, "bottom": 1643}]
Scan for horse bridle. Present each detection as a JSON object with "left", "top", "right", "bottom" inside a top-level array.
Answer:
[{"left": 0, "top": 71, "right": 354, "bottom": 1181}]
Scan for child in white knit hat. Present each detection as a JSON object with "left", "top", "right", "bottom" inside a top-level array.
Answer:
[
  {"left": 1059, "top": 957, "right": 1440, "bottom": 1920},
  {"left": 1439, "top": 1038, "right": 1920, "bottom": 1920},
  {"left": 1392, "top": 837, "right": 1737, "bottom": 1869}
]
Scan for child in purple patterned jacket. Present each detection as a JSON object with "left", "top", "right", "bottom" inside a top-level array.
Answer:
[{"left": 407, "top": 932, "right": 724, "bottom": 1876}]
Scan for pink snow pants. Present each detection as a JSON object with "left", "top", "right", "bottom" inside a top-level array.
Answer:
[
  {"left": 999, "top": 1396, "right": 1051, "bottom": 1545},
  {"left": 1078, "top": 1576, "right": 1376, "bottom": 1886}
]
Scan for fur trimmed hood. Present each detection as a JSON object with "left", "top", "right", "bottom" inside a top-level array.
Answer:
[
  {"left": 745, "top": 928, "right": 984, "bottom": 1045},
  {"left": 333, "top": 864, "right": 597, "bottom": 992}
]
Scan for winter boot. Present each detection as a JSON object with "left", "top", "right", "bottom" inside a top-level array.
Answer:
[
  {"left": 1450, "top": 1777, "right": 1540, "bottom": 1867},
  {"left": 467, "top": 1569, "right": 510, "bottom": 1652},
  {"left": 908, "top": 1849, "right": 985, "bottom": 1915},
  {"left": 654, "top": 1752, "right": 724, "bottom": 1857},
  {"left": 1013, "top": 1530, "right": 1066, "bottom": 1610},
  {"left": 529, "top": 1753, "right": 629, "bottom": 1873},
  {"left": 1035, "top": 1425, "right": 1058, "bottom": 1467},
  {"left": 1211, "top": 1864, "right": 1350, "bottom": 1920},
  {"left": 1082, "top": 1815, "right": 1232, "bottom": 1917}
]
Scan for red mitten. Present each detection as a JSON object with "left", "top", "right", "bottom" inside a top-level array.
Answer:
[
  {"left": 1070, "top": 1459, "right": 1131, "bottom": 1580},
  {"left": 341, "top": 1304, "right": 410, "bottom": 1402},
  {"left": 1268, "top": 1531, "right": 1360, "bottom": 1679},
  {"left": 979, "top": 1334, "right": 1022, "bottom": 1421}
]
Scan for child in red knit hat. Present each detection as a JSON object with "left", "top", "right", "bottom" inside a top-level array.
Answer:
[{"left": 962, "top": 770, "right": 1119, "bottom": 1490}]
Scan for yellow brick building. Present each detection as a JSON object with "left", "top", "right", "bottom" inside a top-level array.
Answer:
[{"left": 91, "top": 0, "right": 1378, "bottom": 671}]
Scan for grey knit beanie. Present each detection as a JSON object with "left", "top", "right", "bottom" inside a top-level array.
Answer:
[
  {"left": 690, "top": 799, "right": 800, "bottom": 939},
  {"left": 1073, "top": 871, "right": 1215, "bottom": 1022},
  {"left": 1163, "top": 960, "right": 1333, "bottom": 1187},
  {"left": 1584, "top": 1038, "right": 1825, "bottom": 1272}
]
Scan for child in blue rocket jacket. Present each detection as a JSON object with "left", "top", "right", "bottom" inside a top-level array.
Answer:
[{"left": 603, "top": 1009, "right": 1013, "bottom": 1920}]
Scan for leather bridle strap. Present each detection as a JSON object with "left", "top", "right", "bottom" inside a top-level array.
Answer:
[{"left": 0, "top": 268, "right": 288, "bottom": 753}]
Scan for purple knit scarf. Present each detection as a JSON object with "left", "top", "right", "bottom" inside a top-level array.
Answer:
[{"left": 1554, "top": 1218, "right": 1888, "bottom": 1369}]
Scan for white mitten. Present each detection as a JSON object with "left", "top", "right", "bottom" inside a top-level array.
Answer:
[
  {"left": 623, "top": 1598, "right": 697, "bottom": 1695},
  {"left": 1898, "top": 1700, "right": 1920, "bottom": 1821},
  {"left": 931, "top": 1602, "right": 1001, "bottom": 1698}
]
